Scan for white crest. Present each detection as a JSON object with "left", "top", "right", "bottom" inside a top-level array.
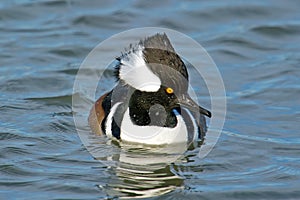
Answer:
[{"left": 119, "top": 46, "right": 161, "bottom": 92}]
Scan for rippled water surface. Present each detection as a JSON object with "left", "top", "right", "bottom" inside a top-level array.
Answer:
[{"left": 1, "top": 0, "right": 300, "bottom": 199}]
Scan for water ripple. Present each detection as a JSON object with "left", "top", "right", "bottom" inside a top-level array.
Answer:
[
  {"left": 1, "top": 0, "right": 299, "bottom": 199},
  {"left": 251, "top": 24, "right": 300, "bottom": 37}
]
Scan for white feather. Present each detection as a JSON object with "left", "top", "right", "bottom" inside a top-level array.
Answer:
[
  {"left": 183, "top": 108, "right": 199, "bottom": 141},
  {"left": 105, "top": 102, "right": 122, "bottom": 137},
  {"left": 119, "top": 46, "right": 161, "bottom": 92},
  {"left": 120, "top": 108, "right": 188, "bottom": 145}
]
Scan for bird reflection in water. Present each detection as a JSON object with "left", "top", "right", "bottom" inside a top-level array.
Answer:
[{"left": 88, "top": 136, "right": 197, "bottom": 199}]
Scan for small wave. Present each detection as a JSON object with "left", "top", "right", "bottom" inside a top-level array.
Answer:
[{"left": 251, "top": 24, "right": 300, "bottom": 37}]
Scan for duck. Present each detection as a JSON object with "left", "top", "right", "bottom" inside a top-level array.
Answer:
[{"left": 88, "top": 33, "right": 211, "bottom": 145}]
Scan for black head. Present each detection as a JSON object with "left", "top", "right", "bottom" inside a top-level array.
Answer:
[{"left": 115, "top": 33, "right": 211, "bottom": 127}]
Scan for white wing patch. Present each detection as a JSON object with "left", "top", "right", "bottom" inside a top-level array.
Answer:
[{"left": 119, "top": 46, "right": 161, "bottom": 92}]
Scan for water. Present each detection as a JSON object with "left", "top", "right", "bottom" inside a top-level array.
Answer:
[{"left": 1, "top": 0, "right": 299, "bottom": 199}]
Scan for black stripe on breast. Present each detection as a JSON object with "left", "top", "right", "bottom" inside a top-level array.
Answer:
[
  {"left": 101, "top": 91, "right": 113, "bottom": 135},
  {"left": 101, "top": 93, "right": 126, "bottom": 140},
  {"left": 180, "top": 108, "right": 197, "bottom": 143},
  {"left": 180, "top": 108, "right": 207, "bottom": 143},
  {"left": 111, "top": 118, "right": 121, "bottom": 139},
  {"left": 111, "top": 103, "right": 127, "bottom": 140}
]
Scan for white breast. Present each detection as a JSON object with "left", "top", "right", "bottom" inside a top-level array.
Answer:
[{"left": 120, "top": 108, "right": 188, "bottom": 145}]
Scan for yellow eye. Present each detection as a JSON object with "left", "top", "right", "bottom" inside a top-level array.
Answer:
[{"left": 165, "top": 87, "right": 174, "bottom": 94}]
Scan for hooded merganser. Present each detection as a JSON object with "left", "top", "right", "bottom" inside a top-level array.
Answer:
[{"left": 88, "top": 33, "right": 211, "bottom": 145}]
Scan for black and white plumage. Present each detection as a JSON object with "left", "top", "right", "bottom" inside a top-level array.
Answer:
[{"left": 88, "top": 33, "right": 211, "bottom": 145}]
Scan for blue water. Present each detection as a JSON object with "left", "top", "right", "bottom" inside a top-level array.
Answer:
[{"left": 1, "top": 0, "right": 300, "bottom": 199}]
